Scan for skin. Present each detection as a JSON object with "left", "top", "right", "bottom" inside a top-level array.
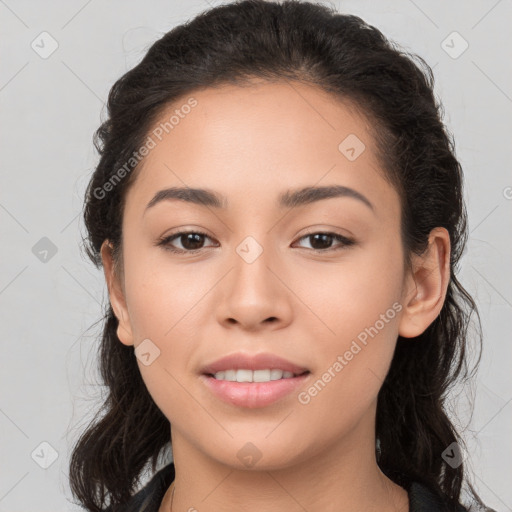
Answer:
[{"left": 101, "top": 79, "right": 450, "bottom": 512}]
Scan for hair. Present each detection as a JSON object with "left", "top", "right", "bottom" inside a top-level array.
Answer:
[{"left": 68, "top": 1, "right": 495, "bottom": 511}]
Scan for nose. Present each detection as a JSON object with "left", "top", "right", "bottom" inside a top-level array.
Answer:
[{"left": 215, "top": 240, "right": 293, "bottom": 332}]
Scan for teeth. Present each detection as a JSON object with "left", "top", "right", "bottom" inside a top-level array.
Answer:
[
  {"left": 236, "top": 369, "right": 253, "bottom": 382},
  {"left": 224, "top": 369, "right": 236, "bottom": 381},
  {"left": 269, "top": 369, "right": 283, "bottom": 381},
  {"left": 213, "top": 369, "right": 300, "bottom": 382},
  {"left": 254, "top": 369, "right": 271, "bottom": 382}
]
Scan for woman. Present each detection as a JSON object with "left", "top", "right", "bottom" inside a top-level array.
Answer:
[{"left": 68, "top": 1, "right": 496, "bottom": 511}]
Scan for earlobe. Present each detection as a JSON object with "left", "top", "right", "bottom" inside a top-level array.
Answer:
[
  {"left": 398, "top": 227, "right": 451, "bottom": 339},
  {"left": 100, "top": 240, "right": 134, "bottom": 346}
]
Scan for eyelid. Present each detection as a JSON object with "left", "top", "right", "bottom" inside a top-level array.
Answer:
[{"left": 296, "top": 225, "right": 354, "bottom": 240}]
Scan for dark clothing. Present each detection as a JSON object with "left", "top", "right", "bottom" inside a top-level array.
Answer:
[{"left": 107, "top": 462, "right": 469, "bottom": 512}]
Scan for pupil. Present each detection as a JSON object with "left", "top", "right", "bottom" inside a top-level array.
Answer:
[
  {"left": 310, "top": 233, "right": 332, "bottom": 249},
  {"left": 182, "top": 233, "right": 204, "bottom": 250}
]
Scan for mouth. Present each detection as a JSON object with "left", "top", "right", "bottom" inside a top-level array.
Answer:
[
  {"left": 200, "top": 351, "right": 310, "bottom": 377},
  {"left": 200, "top": 371, "right": 311, "bottom": 408},
  {"left": 204, "top": 368, "right": 310, "bottom": 382},
  {"left": 199, "top": 352, "right": 311, "bottom": 408}
]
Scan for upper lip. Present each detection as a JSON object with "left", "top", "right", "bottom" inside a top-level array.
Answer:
[{"left": 201, "top": 352, "right": 309, "bottom": 375}]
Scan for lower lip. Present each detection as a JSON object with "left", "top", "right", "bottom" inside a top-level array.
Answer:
[{"left": 200, "top": 373, "right": 310, "bottom": 408}]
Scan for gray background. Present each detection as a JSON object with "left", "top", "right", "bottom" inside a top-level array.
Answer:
[{"left": 1, "top": 0, "right": 510, "bottom": 510}]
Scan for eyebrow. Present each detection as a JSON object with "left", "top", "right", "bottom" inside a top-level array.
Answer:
[{"left": 144, "top": 184, "right": 374, "bottom": 214}]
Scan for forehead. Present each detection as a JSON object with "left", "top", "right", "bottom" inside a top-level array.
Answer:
[{"left": 123, "top": 80, "right": 398, "bottom": 219}]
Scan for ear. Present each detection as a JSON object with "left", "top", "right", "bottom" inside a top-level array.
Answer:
[
  {"left": 100, "top": 240, "right": 134, "bottom": 346},
  {"left": 398, "top": 227, "right": 451, "bottom": 338}
]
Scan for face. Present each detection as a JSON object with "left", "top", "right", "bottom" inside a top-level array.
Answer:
[{"left": 104, "top": 79, "right": 416, "bottom": 471}]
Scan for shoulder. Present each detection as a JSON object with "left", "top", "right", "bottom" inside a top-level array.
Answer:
[
  {"left": 409, "top": 481, "right": 469, "bottom": 512},
  {"left": 104, "top": 462, "right": 175, "bottom": 512}
]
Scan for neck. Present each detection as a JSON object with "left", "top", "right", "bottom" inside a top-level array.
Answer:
[{"left": 163, "top": 411, "right": 409, "bottom": 512}]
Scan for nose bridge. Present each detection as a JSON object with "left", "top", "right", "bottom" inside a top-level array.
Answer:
[
  {"left": 230, "top": 233, "right": 278, "bottom": 299},
  {"left": 216, "top": 231, "right": 292, "bottom": 328}
]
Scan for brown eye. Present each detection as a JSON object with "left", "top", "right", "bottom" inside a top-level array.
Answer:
[
  {"left": 156, "top": 230, "right": 355, "bottom": 255},
  {"left": 294, "top": 232, "right": 355, "bottom": 252},
  {"left": 157, "top": 230, "right": 217, "bottom": 253}
]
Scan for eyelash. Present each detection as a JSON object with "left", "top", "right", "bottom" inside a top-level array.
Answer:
[{"left": 155, "top": 229, "right": 356, "bottom": 254}]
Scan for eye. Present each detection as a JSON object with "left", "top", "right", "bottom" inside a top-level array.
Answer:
[
  {"left": 156, "top": 230, "right": 356, "bottom": 254},
  {"left": 156, "top": 230, "right": 218, "bottom": 253},
  {"left": 293, "top": 231, "right": 355, "bottom": 252}
]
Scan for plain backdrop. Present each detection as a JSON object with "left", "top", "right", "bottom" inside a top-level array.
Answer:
[{"left": 0, "top": 0, "right": 511, "bottom": 510}]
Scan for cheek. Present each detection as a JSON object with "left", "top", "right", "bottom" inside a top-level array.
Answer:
[
  {"left": 292, "top": 245, "right": 403, "bottom": 341},
  {"left": 293, "top": 292, "right": 402, "bottom": 445},
  {"left": 120, "top": 253, "right": 213, "bottom": 416},
  {"left": 122, "top": 248, "right": 209, "bottom": 339},
  {"left": 291, "top": 244, "right": 403, "bottom": 403}
]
